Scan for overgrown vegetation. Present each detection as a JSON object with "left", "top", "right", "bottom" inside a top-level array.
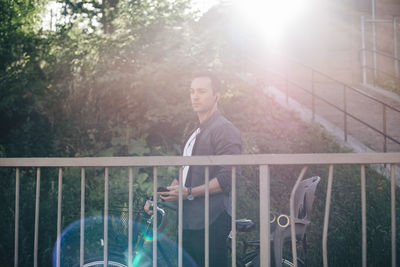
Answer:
[
  {"left": 0, "top": 1, "right": 398, "bottom": 266},
  {"left": 375, "top": 76, "right": 400, "bottom": 95}
]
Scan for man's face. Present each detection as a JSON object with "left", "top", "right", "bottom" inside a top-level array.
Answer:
[{"left": 190, "top": 77, "right": 219, "bottom": 114}]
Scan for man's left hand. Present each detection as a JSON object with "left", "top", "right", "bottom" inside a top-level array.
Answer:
[{"left": 158, "top": 185, "right": 189, "bottom": 201}]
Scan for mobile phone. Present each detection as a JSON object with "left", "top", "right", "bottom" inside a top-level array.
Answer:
[{"left": 157, "top": 186, "right": 169, "bottom": 192}]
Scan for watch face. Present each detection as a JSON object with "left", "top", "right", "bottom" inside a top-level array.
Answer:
[{"left": 187, "top": 194, "right": 194, "bottom": 201}]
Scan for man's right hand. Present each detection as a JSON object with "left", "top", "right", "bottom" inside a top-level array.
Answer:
[{"left": 144, "top": 200, "right": 153, "bottom": 215}]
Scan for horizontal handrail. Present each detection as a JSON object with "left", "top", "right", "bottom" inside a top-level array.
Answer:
[
  {"left": 364, "top": 65, "right": 400, "bottom": 83},
  {"left": 360, "top": 48, "right": 400, "bottom": 64},
  {"left": 364, "top": 19, "right": 393, "bottom": 23},
  {"left": 285, "top": 58, "right": 400, "bottom": 113},
  {"left": 267, "top": 68, "right": 400, "bottom": 146},
  {"left": 278, "top": 73, "right": 400, "bottom": 146},
  {"left": 1, "top": 153, "right": 400, "bottom": 167},
  {"left": 269, "top": 70, "right": 400, "bottom": 145},
  {"left": 254, "top": 54, "right": 400, "bottom": 151},
  {"left": 250, "top": 56, "right": 400, "bottom": 114},
  {"left": 3, "top": 154, "right": 399, "bottom": 267}
]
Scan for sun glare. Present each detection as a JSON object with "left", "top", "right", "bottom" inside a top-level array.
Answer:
[{"left": 234, "top": 0, "right": 309, "bottom": 46}]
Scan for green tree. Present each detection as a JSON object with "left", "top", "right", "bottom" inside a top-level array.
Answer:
[{"left": 0, "top": 0, "right": 55, "bottom": 157}]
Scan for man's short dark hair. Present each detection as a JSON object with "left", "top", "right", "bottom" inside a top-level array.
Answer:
[{"left": 192, "top": 71, "right": 221, "bottom": 94}]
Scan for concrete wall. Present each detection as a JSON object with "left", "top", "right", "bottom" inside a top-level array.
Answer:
[{"left": 286, "top": 0, "right": 400, "bottom": 85}]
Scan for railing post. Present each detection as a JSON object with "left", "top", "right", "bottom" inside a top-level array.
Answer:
[
  {"left": 373, "top": 72, "right": 376, "bottom": 87},
  {"left": 33, "top": 168, "right": 40, "bottom": 267},
  {"left": 104, "top": 167, "right": 109, "bottom": 267},
  {"left": 372, "top": 1, "right": 377, "bottom": 80},
  {"left": 205, "top": 166, "right": 209, "bottom": 267},
  {"left": 361, "top": 165, "right": 367, "bottom": 267},
  {"left": 390, "top": 165, "right": 396, "bottom": 267},
  {"left": 128, "top": 167, "right": 133, "bottom": 267},
  {"left": 344, "top": 85, "right": 348, "bottom": 142},
  {"left": 259, "top": 165, "right": 270, "bottom": 267},
  {"left": 231, "top": 166, "right": 237, "bottom": 267},
  {"left": 286, "top": 62, "right": 289, "bottom": 104},
  {"left": 80, "top": 168, "right": 85, "bottom": 266},
  {"left": 14, "top": 168, "right": 20, "bottom": 267},
  {"left": 383, "top": 105, "right": 387, "bottom": 152},
  {"left": 312, "top": 70, "right": 315, "bottom": 121},
  {"left": 361, "top": 16, "right": 367, "bottom": 85},
  {"left": 323, "top": 165, "right": 334, "bottom": 267},
  {"left": 178, "top": 167, "right": 183, "bottom": 267},
  {"left": 393, "top": 17, "right": 399, "bottom": 78},
  {"left": 153, "top": 167, "right": 158, "bottom": 267},
  {"left": 56, "top": 168, "right": 62, "bottom": 267}
]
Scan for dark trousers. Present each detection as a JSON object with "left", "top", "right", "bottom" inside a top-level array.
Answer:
[{"left": 182, "top": 211, "right": 231, "bottom": 267}]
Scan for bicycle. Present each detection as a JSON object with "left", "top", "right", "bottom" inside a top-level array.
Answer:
[
  {"left": 75, "top": 199, "right": 177, "bottom": 267},
  {"left": 77, "top": 205, "right": 308, "bottom": 267},
  {"left": 77, "top": 201, "right": 262, "bottom": 267},
  {"left": 230, "top": 213, "right": 306, "bottom": 267},
  {"left": 233, "top": 176, "right": 321, "bottom": 267}
]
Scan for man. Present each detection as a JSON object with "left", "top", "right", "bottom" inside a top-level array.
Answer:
[{"left": 145, "top": 71, "right": 241, "bottom": 267}]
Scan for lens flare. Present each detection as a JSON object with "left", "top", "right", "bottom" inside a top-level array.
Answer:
[
  {"left": 132, "top": 251, "right": 142, "bottom": 266},
  {"left": 233, "top": 0, "right": 309, "bottom": 46},
  {"left": 139, "top": 217, "right": 166, "bottom": 242},
  {"left": 53, "top": 215, "right": 177, "bottom": 266}
]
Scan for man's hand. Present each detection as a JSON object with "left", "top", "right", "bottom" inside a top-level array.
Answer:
[
  {"left": 159, "top": 178, "right": 223, "bottom": 201},
  {"left": 159, "top": 185, "right": 189, "bottom": 201},
  {"left": 144, "top": 200, "right": 153, "bottom": 215}
]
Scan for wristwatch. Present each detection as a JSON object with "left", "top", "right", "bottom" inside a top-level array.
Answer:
[{"left": 186, "top": 187, "right": 194, "bottom": 200}]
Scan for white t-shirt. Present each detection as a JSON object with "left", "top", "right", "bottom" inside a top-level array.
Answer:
[{"left": 182, "top": 128, "right": 200, "bottom": 186}]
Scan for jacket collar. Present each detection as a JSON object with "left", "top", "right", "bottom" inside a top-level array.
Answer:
[{"left": 198, "top": 110, "right": 221, "bottom": 130}]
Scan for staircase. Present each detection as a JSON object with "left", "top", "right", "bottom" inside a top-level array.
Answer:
[{"left": 262, "top": 57, "right": 400, "bottom": 153}]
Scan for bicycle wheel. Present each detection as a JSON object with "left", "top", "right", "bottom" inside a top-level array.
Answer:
[
  {"left": 237, "top": 251, "right": 259, "bottom": 267},
  {"left": 281, "top": 257, "right": 305, "bottom": 267},
  {"left": 241, "top": 254, "right": 305, "bottom": 267},
  {"left": 81, "top": 258, "right": 127, "bottom": 267}
]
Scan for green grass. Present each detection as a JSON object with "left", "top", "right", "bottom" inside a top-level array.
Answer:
[{"left": 375, "top": 77, "right": 400, "bottom": 95}]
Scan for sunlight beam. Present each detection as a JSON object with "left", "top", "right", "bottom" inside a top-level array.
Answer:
[{"left": 234, "top": 0, "right": 309, "bottom": 46}]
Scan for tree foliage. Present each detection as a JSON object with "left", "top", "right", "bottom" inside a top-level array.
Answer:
[{"left": 0, "top": 0, "right": 54, "bottom": 157}]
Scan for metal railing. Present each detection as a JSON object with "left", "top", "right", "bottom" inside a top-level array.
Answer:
[
  {"left": 360, "top": 48, "right": 400, "bottom": 65},
  {"left": 359, "top": 48, "right": 400, "bottom": 87},
  {"left": 360, "top": 16, "right": 400, "bottom": 83},
  {"left": 1, "top": 153, "right": 399, "bottom": 267},
  {"left": 264, "top": 58, "right": 400, "bottom": 152}
]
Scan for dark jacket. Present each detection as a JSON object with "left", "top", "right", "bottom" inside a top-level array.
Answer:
[{"left": 183, "top": 110, "right": 241, "bottom": 230}]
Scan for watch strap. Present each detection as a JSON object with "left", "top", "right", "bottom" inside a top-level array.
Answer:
[{"left": 187, "top": 187, "right": 194, "bottom": 200}]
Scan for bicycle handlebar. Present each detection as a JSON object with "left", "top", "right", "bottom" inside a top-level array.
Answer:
[
  {"left": 157, "top": 200, "right": 177, "bottom": 210},
  {"left": 148, "top": 199, "right": 177, "bottom": 211}
]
